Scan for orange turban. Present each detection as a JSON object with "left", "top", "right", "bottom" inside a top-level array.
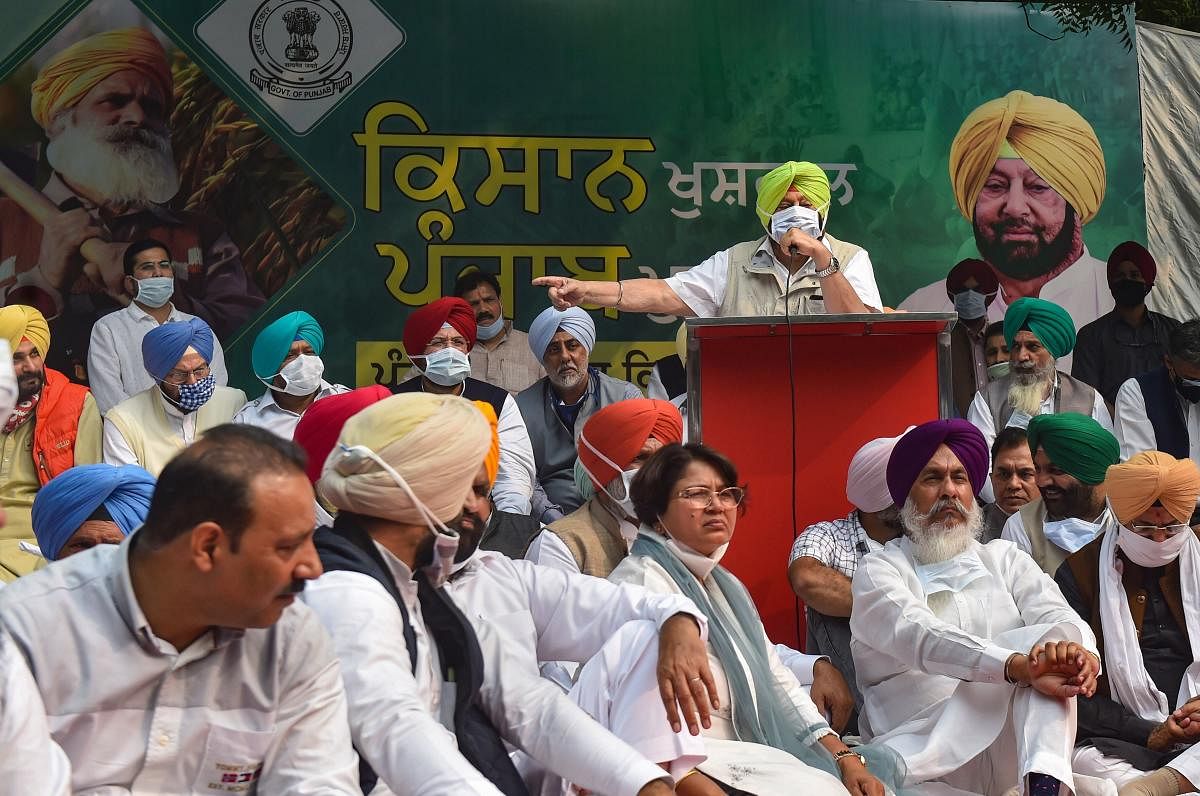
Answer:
[
  {"left": 1106, "top": 451, "right": 1200, "bottom": 525},
  {"left": 578, "top": 399, "right": 683, "bottom": 488},
  {"left": 472, "top": 401, "right": 501, "bottom": 486},
  {"left": 949, "top": 90, "right": 1105, "bottom": 224},
  {"left": 30, "top": 27, "right": 172, "bottom": 130}
]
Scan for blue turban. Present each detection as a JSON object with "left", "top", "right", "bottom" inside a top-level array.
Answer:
[
  {"left": 142, "top": 317, "right": 215, "bottom": 381},
  {"left": 528, "top": 306, "right": 596, "bottom": 361},
  {"left": 252, "top": 311, "right": 325, "bottom": 379},
  {"left": 31, "top": 464, "right": 155, "bottom": 560}
]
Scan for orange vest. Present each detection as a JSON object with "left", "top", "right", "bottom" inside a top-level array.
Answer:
[{"left": 32, "top": 368, "right": 89, "bottom": 486}]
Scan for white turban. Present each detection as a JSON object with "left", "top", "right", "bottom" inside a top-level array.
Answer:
[
  {"left": 318, "top": 393, "right": 490, "bottom": 525},
  {"left": 845, "top": 429, "right": 911, "bottom": 513}
]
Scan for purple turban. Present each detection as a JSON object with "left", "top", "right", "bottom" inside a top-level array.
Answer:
[{"left": 885, "top": 419, "right": 989, "bottom": 506}]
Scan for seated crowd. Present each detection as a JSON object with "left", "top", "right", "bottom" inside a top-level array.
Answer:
[{"left": 2, "top": 159, "right": 1199, "bottom": 796}]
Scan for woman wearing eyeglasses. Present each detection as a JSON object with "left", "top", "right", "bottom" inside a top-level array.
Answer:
[{"left": 604, "top": 442, "right": 906, "bottom": 796}]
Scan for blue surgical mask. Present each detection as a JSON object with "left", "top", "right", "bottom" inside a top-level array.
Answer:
[
  {"left": 419, "top": 347, "right": 471, "bottom": 387},
  {"left": 174, "top": 374, "right": 215, "bottom": 412},
  {"left": 476, "top": 315, "right": 506, "bottom": 341},
  {"left": 953, "top": 289, "right": 988, "bottom": 320},
  {"left": 768, "top": 204, "right": 824, "bottom": 244},
  {"left": 134, "top": 276, "right": 175, "bottom": 309},
  {"left": 1042, "top": 516, "right": 1102, "bottom": 554}
]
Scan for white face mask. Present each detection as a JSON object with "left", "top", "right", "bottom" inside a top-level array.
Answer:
[
  {"left": 1117, "top": 524, "right": 1192, "bottom": 568},
  {"left": 952, "top": 289, "right": 988, "bottom": 320},
  {"left": 987, "top": 361, "right": 1010, "bottom": 380},
  {"left": 768, "top": 204, "right": 825, "bottom": 244},
  {"left": 1043, "top": 516, "right": 1102, "bottom": 555},
  {"left": 577, "top": 430, "right": 639, "bottom": 521},
  {"left": 418, "top": 347, "right": 472, "bottom": 387},
  {"left": 134, "top": 276, "right": 175, "bottom": 309},
  {"left": 475, "top": 315, "right": 506, "bottom": 341},
  {"left": 263, "top": 353, "right": 324, "bottom": 396},
  {"left": 663, "top": 529, "right": 730, "bottom": 581}
]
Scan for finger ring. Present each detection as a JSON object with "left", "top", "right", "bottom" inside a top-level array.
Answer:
[{"left": 689, "top": 676, "right": 702, "bottom": 682}]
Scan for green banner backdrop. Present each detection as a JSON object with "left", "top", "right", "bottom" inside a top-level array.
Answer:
[{"left": 0, "top": 0, "right": 1144, "bottom": 393}]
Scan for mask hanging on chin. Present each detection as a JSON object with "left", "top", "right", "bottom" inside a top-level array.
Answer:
[
  {"left": 418, "top": 348, "right": 472, "bottom": 387},
  {"left": 476, "top": 316, "right": 505, "bottom": 341},
  {"left": 1043, "top": 516, "right": 1102, "bottom": 555},
  {"left": 1117, "top": 524, "right": 1191, "bottom": 568}
]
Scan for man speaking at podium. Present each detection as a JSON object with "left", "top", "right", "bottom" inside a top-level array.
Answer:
[{"left": 533, "top": 161, "right": 882, "bottom": 317}]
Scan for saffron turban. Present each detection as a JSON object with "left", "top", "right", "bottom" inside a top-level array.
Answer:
[
  {"left": 472, "top": 401, "right": 501, "bottom": 486},
  {"left": 847, "top": 428, "right": 912, "bottom": 513},
  {"left": 142, "top": 317, "right": 214, "bottom": 381},
  {"left": 31, "top": 463, "right": 155, "bottom": 560},
  {"left": 1026, "top": 413, "right": 1120, "bottom": 486},
  {"left": 949, "top": 90, "right": 1105, "bottom": 224},
  {"left": 1106, "top": 450, "right": 1200, "bottom": 525},
  {"left": 403, "top": 298, "right": 477, "bottom": 357},
  {"left": 945, "top": 258, "right": 999, "bottom": 300},
  {"left": 252, "top": 311, "right": 325, "bottom": 379},
  {"left": 1107, "top": 241, "right": 1156, "bottom": 286},
  {"left": 1003, "top": 297, "right": 1076, "bottom": 359},
  {"left": 31, "top": 27, "right": 172, "bottom": 130},
  {"left": 293, "top": 385, "right": 390, "bottom": 483},
  {"left": 578, "top": 398, "right": 684, "bottom": 488},
  {"left": 318, "top": 393, "right": 490, "bottom": 525},
  {"left": 0, "top": 305, "right": 50, "bottom": 356},
  {"left": 529, "top": 306, "right": 596, "bottom": 361},
  {"left": 754, "top": 161, "right": 832, "bottom": 230},
  {"left": 886, "top": 419, "right": 989, "bottom": 506}
]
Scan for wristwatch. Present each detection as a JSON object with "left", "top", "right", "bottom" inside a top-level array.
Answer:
[
  {"left": 814, "top": 256, "right": 840, "bottom": 279},
  {"left": 834, "top": 749, "right": 868, "bottom": 768}
]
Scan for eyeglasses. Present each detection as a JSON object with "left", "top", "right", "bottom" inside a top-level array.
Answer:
[
  {"left": 424, "top": 335, "right": 469, "bottom": 352},
  {"left": 674, "top": 486, "right": 745, "bottom": 510},
  {"left": 1130, "top": 523, "right": 1190, "bottom": 538},
  {"left": 162, "top": 365, "right": 210, "bottom": 385}
]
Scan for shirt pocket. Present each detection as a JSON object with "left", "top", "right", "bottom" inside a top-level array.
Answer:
[{"left": 192, "top": 724, "right": 275, "bottom": 794}]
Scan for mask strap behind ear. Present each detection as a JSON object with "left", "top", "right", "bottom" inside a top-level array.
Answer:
[{"left": 336, "top": 443, "right": 457, "bottom": 539}]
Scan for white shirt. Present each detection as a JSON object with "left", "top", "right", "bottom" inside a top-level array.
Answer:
[
  {"left": 492, "top": 392, "right": 536, "bottom": 514},
  {"left": 524, "top": 507, "right": 640, "bottom": 576},
  {"left": 1114, "top": 377, "right": 1200, "bottom": 462},
  {"left": 0, "top": 632, "right": 69, "bottom": 795},
  {"left": 445, "top": 550, "right": 705, "bottom": 796},
  {"left": 0, "top": 539, "right": 359, "bottom": 794},
  {"left": 233, "top": 381, "right": 350, "bottom": 440},
  {"left": 88, "top": 303, "right": 228, "bottom": 414},
  {"left": 897, "top": 246, "right": 1114, "bottom": 375},
  {"left": 664, "top": 237, "right": 883, "bottom": 317},
  {"left": 966, "top": 373, "right": 1113, "bottom": 503}
]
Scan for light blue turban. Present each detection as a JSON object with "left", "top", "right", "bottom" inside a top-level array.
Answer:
[
  {"left": 251, "top": 311, "right": 325, "bottom": 379},
  {"left": 142, "top": 317, "right": 214, "bottom": 381},
  {"left": 31, "top": 464, "right": 155, "bottom": 560},
  {"left": 528, "top": 306, "right": 596, "bottom": 361}
]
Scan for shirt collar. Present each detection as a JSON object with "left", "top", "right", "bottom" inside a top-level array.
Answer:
[
  {"left": 157, "top": 387, "right": 189, "bottom": 418},
  {"left": 255, "top": 382, "right": 338, "bottom": 416},
  {"left": 374, "top": 540, "right": 418, "bottom": 588},
  {"left": 126, "top": 301, "right": 181, "bottom": 324}
]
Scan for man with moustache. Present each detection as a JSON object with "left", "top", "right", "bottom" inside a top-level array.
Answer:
[
  {"left": 453, "top": 270, "right": 544, "bottom": 395},
  {"left": 0, "top": 424, "right": 359, "bottom": 793},
  {"left": 900, "top": 91, "right": 1112, "bottom": 369},
  {"left": 983, "top": 427, "right": 1040, "bottom": 541},
  {"left": 516, "top": 306, "right": 641, "bottom": 523},
  {"left": 0, "top": 305, "right": 100, "bottom": 578},
  {"left": 851, "top": 419, "right": 1108, "bottom": 796},
  {"left": 967, "top": 297, "right": 1111, "bottom": 504},
  {"left": 0, "top": 27, "right": 263, "bottom": 381}
]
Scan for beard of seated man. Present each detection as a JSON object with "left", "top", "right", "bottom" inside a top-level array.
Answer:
[
  {"left": 1039, "top": 477, "right": 1098, "bottom": 523},
  {"left": 1007, "top": 358, "right": 1056, "bottom": 417},
  {"left": 900, "top": 496, "right": 984, "bottom": 566},
  {"left": 45, "top": 109, "right": 180, "bottom": 207}
]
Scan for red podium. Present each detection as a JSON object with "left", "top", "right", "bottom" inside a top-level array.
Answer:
[{"left": 686, "top": 313, "right": 956, "bottom": 649}]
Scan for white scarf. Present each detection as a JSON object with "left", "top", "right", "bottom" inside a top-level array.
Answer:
[{"left": 1098, "top": 524, "right": 1200, "bottom": 721}]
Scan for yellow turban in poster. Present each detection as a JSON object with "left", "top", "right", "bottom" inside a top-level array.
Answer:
[
  {"left": 30, "top": 27, "right": 172, "bottom": 129},
  {"left": 754, "top": 161, "right": 832, "bottom": 229},
  {"left": 948, "top": 90, "right": 1105, "bottom": 224}
]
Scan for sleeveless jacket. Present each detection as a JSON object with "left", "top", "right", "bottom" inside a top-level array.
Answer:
[
  {"left": 392, "top": 376, "right": 508, "bottom": 421},
  {"left": 479, "top": 510, "right": 542, "bottom": 560},
  {"left": 104, "top": 385, "right": 246, "bottom": 476},
  {"left": 719, "top": 234, "right": 865, "bottom": 317},
  {"left": 31, "top": 367, "right": 90, "bottom": 486},
  {"left": 1136, "top": 366, "right": 1189, "bottom": 459},
  {"left": 547, "top": 498, "right": 629, "bottom": 578},
  {"left": 982, "top": 370, "right": 1096, "bottom": 430}
]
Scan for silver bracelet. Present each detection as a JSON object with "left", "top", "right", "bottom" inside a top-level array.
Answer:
[{"left": 615, "top": 280, "right": 624, "bottom": 308}]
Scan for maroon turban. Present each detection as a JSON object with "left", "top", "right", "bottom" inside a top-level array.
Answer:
[
  {"left": 886, "top": 419, "right": 989, "bottom": 506},
  {"left": 402, "top": 297, "right": 478, "bottom": 356},
  {"left": 293, "top": 385, "right": 391, "bottom": 483},
  {"left": 1106, "top": 241, "right": 1156, "bottom": 286},
  {"left": 944, "top": 258, "right": 999, "bottom": 300}
]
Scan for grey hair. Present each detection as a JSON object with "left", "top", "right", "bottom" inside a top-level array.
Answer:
[{"left": 1169, "top": 320, "right": 1200, "bottom": 366}]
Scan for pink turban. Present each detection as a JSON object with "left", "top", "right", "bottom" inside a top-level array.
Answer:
[{"left": 846, "top": 429, "right": 911, "bottom": 513}]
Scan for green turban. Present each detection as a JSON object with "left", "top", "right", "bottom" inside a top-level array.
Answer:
[
  {"left": 1026, "top": 413, "right": 1120, "bottom": 485},
  {"left": 1003, "top": 297, "right": 1076, "bottom": 359},
  {"left": 754, "top": 161, "right": 832, "bottom": 230}
]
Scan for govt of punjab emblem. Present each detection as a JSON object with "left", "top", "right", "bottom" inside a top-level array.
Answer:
[{"left": 249, "top": 0, "right": 353, "bottom": 100}]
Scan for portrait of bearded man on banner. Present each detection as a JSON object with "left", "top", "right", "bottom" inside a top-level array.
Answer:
[
  {"left": 0, "top": 19, "right": 344, "bottom": 384},
  {"left": 899, "top": 90, "right": 1112, "bottom": 372}
]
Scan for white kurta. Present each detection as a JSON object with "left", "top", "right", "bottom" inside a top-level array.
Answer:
[
  {"left": 603, "top": 551, "right": 851, "bottom": 795},
  {"left": 1113, "top": 377, "right": 1200, "bottom": 463},
  {"left": 0, "top": 633, "right": 69, "bottom": 795},
  {"left": 232, "top": 381, "right": 350, "bottom": 439},
  {"left": 493, "top": 393, "right": 536, "bottom": 514},
  {"left": 851, "top": 537, "right": 1101, "bottom": 794}
]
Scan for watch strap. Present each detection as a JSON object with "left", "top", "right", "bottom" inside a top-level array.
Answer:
[{"left": 815, "top": 256, "right": 840, "bottom": 279}]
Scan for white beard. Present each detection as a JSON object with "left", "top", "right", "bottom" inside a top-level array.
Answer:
[
  {"left": 1007, "top": 360, "right": 1055, "bottom": 416},
  {"left": 45, "top": 113, "right": 180, "bottom": 206},
  {"left": 901, "top": 496, "right": 983, "bottom": 564}
]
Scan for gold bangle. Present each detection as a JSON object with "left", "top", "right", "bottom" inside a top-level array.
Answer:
[
  {"left": 677, "top": 768, "right": 698, "bottom": 783},
  {"left": 615, "top": 280, "right": 624, "bottom": 308}
]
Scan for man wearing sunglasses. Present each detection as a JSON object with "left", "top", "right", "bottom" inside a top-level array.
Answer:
[
  {"left": 1057, "top": 451, "right": 1200, "bottom": 794},
  {"left": 87, "top": 238, "right": 229, "bottom": 413}
]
